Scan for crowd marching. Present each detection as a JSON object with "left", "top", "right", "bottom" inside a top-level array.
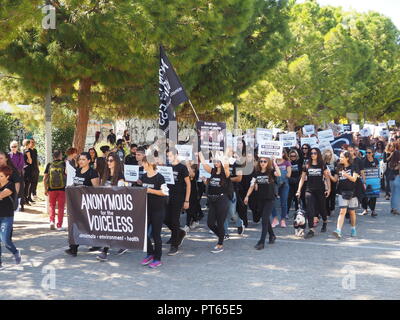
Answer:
[{"left": 0, "top": 126, "right": 400, "bottom": 269}]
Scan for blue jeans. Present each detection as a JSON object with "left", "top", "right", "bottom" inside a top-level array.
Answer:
[
  {"left": 271, "top": 180, "right": 289, "bottom": 221},
  {"left": 389, "top": 176, "right": 400, "bottom": 211},
  {"left": 0, "top": 216, "right": 18, "bottom": 258},
  {"left": 224, "top": 192, "right": 243, "bottom": 235}
]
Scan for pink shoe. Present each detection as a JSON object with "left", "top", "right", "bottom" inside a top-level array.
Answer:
[
  {"left": 141, "top": 255, "right": 154, "bottom": 265},
  {"left": 149, "top": 260, "right": 162, "bottom": 268},
  {"left": 272, "top": 218, "right": 279, "bottom": 228},
  {"left": 280, "top": 220, "right": 287, "bottom": 228}
]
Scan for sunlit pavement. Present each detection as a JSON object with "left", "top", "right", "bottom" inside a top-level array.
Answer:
[{"left": 1, "top": 196, "right": 399, "bottom": 300}]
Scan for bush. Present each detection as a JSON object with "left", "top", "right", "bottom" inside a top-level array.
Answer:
[{"left": 0, "top": 111, "right": 16, "bottom": 152}]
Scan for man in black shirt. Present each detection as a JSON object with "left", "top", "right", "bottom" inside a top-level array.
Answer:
[
  {"left": 107, "top": 129, "right": 116, "bottom": 145},
  {"left": 165, "top": 148, "right": 191, "bottom": 256},
  {"left": 125, "top": 144, "right": 138, "bottom": 166}
]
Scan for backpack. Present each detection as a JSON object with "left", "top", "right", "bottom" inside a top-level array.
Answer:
[{"left": 49, "top": 161, "right": 66, "bottom": 189}]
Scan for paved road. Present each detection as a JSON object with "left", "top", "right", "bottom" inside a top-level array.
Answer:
[{"left": 1, "top": 196, "right": 400, "bottom": 300}]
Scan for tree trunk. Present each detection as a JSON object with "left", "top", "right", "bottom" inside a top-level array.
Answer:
[
  {"left": 287, "top": 118, "right": 295, "bottom": 132},
  {"left": 73, "top": 78, "right": 92, "bottom": 153}
]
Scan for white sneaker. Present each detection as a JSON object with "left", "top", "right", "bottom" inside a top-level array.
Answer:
[
  {"left": 209, "top": 229, "right": 214, "bottom": 234},
  {"left": 50, "top": 222, "right": 55, "bottom": 230},
  {"left": 183, "top": 225, "right": 190, "bottom": 233},
  {"left": 190, "top": 221, "right": 200, "bottom": 229},
  {"left": 56, "top": 227, "right": 66, "bottom": 231},
  {"left": 357, "top": 210, "right": 368, "bottom": 216}
]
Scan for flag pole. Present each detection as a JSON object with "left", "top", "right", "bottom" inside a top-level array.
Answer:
[{"left": 188, "top": 99, "right": 200, "bottom": 122}]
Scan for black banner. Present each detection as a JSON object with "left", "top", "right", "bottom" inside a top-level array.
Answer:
[
  {"left": 331, "top": 133, "right": 353, "bottom": 156},
  {"left": 159, "top": 45, "right": 189, "bottom": 134},
  {"left": 66, "top": 186, "right": 147, "bottom": 251}
]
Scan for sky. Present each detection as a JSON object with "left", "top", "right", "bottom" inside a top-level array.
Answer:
[{"left": 297, "top": 0, "right": 400, "bottom": 29}]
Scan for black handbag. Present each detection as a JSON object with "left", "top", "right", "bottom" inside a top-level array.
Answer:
[{"left": 341, "top": 190, "right": 354, "bottom": 200}]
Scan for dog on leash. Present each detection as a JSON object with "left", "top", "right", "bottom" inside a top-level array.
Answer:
[{"left": 293, "top": 209, "right": 306, "bottom": 237}]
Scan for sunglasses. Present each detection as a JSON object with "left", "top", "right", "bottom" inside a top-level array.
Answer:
[
  {"left": 107, "top": 159, "right": 114, "bottom": 163},
  {"left": 302, "top": 147, "right": 309, "bottom": 150},
  {"left": 367, "top": 152, "right": 373, "bottom": 154},
  {"left": 11, "top": 146, "right": 17, "bottom": 148},
  {"left": 310, "top": 152, "right": 318, "bottom": 155},
  {"left": 259, "top": 160, "right": 268, "bottom": 163}
]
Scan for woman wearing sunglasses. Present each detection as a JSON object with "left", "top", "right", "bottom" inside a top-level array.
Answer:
[
  {"left": 244, "top": 157, "right": 281, "bottom": 250},
  {"left": 287, "top": 150, "right": 301, "bottom": 216},
  {"left": 296, "top": 148, "right": 331, "bottom": 238},
  {"left": 360, "top": 148, "right": 379, "bottom": 217},
  {"left": 97, "top": 152, "right": 126, "bottom": 261}
]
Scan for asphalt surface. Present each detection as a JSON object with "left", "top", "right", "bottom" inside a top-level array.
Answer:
[{"left": 0, "top": 195, "right": 399, "bottom": 300}]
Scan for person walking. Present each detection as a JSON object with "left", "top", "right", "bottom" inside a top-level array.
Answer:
[
  {"left": 23, "top": 139, "right": 34, "bottom": 205},
  {"left": 296, "top": 148, "right": 331, "bottom": 238},
  {"left": 199, "top": 151, "right": 231, "bottom": 253},
  {"left": 287, "top": 149, "right": 301, "bottom": 217},
  {"left": 44, "top": 150, "right": 67, "bottom": 231},
  {"left": 96, "top": 152, "right": 126, "bottom": 262},
  {"left": 140, "top": 156, "right": 169, "bottom": 268},
  {"left": 360, "top": 148, "right": 380, "bottom": 217},
  {"left": 244, "top": 157, "right": 281, "bottom": 250},
  {"left": 9, "top": 141, "right": 25, "bottom": 211},
  {"left": 323, "top": 149, "right": 337, "bottom": 217},
  {"left": 383, "top": 142, "right": 396, "bottom": 200},
  {"left": 332, "top": 151, "right": 360, "bottom": 239},
  {"left": 29, "top": 139, "right": 40, "bottom": 202},
  {"left": 387, "top": 150, "right": 400, "bottom": 215},
  {"left": 65, "top": 152, "right": 100, "bottom": 257},
  {"left": 0, "top": 166, "right": 22, "bottom": 268}
]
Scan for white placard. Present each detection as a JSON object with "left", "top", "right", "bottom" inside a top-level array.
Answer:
[
  {"left": 379, "top": 128, "right": 389, "bottom": 138},
  {"left": 175, "top": 144, "right": 193, "bottom": 161},
  {"left": 66, "top": 161, "right": 76, "bottom": 187},
  {"left": 379, "top": 123, "right": 387, "bottom": 128},
  {"left": 360, "top": 127, "right": 372, "bottom": 137},
  {"left": 318, "top": 129, "right": 334, "bottom": 142},
  {"left": 318, "top": 138, "right": 333, "bottom": 153},
  {"left": 226, "top": 132, "right": 233, "bottom": 148},
  {"left": 256, "top": 128, "right": 273, "bottom": 143},
  {"left": 388, "top": 120, "right": 396, "bottom": 126},
  {"left": 157, "top": 166, "right": 175, "bottom": 185},
  {"left": 279, "top": 132, "right": 297, "bottom": 148},
  {"left": 352, "top": 124, "right": 360, "bottom": 133},
  {"left": 124, "top": 165, "right": 139, "bottom": 182},
  {"left": 199, "top": 162, "right": 214, "bottom": 180},
  {"left": 258, "top": 140, "right": 283, "bottom": 158},
  {"left": 301, "top": 137, "right": 318, "bottom": 148},
  {"left": 302, "top": 125, "right": 315, "bottom": 136}
]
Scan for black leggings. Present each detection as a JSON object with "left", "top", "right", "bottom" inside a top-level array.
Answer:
[
  {"left": 165, "top": 196, "right": 184, "bottom": 247},
  {"left": 362, "top": 197, "right": 377, "bottom": 211},
  {"left": 287, "top": 183, "right": 299, "bottom": 213},
  {"left": 186, "top": 193, "right": 202, "bottom": 227},
  {"left": 305, "top": 190, "right": 327, "bottom": 228},
  {"left": 257, "top": 199, "right": 275, "bottom": 245},
  {"left": 147, "top": 208, "right": 166, "bottom": 261},
  {"left": 207, "top": 195, "right": 229, "bottom": 246}
]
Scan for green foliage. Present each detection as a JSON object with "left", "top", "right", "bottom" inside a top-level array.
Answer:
[{"left": 0, "top": 111, "right": 16, "bottom": 151}]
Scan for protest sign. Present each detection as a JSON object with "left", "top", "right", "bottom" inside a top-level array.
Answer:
[
  {"left": 364, "top": 167, "right": 380, "bottom": 198},
  {"left": 175, "top": 144, "right": 193, "bottom": 161},
  {"left": 379, "top": 128, "right": 389, "bottom": 138},
  {"left": 256, "top": 128, "right": 273, "bottom": 143},
  {"left": 318, "top": 138, "right": 333, "bottom": 153},
  {"left": 343, "top": 124, "right": 352, "bottom": 132},
  {"left": 379, "top": 123, "right": 387, "bottom": 128},
  {"left": 331, "top": 134, "right": 353, "bottom": 156},
  {"left": 66, "top": 186, "right": 147, "bottom": 251},
  {"left": 279, "top": 132, "right": 297, "bottom": 148},
  {"left": 360, "top": 127, "right": 372, "bottom": 137},
  {"left": 388, "top": 120, "right": 396, "bottom": 127},
  {"left": 157, "top": 166, "right": 175, "bottom": 185},
  {"left": 258, "top": 140, "right": 283, "bottom": 158},
  {"left": 197, "top": 121, "right": 226, "bottom": 153},
  {"left": 352, "top": 124, "right": 360, "bottom": 133},
  {"left": 302, "top": 125, "right": 315, "bottom": 136},
  {"left": 318, "top": 129, "right": 334, "bottom": 142},
  {"left": 124, "top": 165, "right": 140, "bottom": 182},
  {"left": 301, "top": 137, "right": 318, "bottom": 148},
  {"left": 199, "top": 162, "right": 214, "bottom": 181}
]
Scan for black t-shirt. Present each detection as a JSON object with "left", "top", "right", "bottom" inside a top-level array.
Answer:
[
  {"left": 252, "top": 170, "right": 276, "bottom": 200},
  {"left": 73, "top": 167, "right": 99, "bottom": 186},
  {"left": 229, "top": 162, "right": 243, "bottom": 192},
  {"left": 104, "top": 171, "right": 125, "bottom": 186},
  {"left": 337, "top": 165, "right": 359, "bottom": 194},
  {"left": 290, "top": 160, "right": 302, "bottom": 180},
  {"left": 31, "top": 148, "right": 39, "bottom": 169},
  {"left": 44, "top": 161, "right": 67, "bottom": 191},
  {"left": 168, "top": 163, "right": 189, "bottom": 198},
  {"left": 24, "top": 149, "right": 33, "bottom": 171},
  {"left": 125, "top": 154, "right": 138, "bottom": 166},
  {"left": 353, "top": 157, "right": 364, "bottom": 172},
  {"left": 0, "top": 182, "right": 16, "bottom": 217},
  {"left": 142, "top": 172, "right": 167, "bottom": 212},
  {"left": 208, "top": 171, "right": 229, "bottom": 196},
  {"left": 303, "top": 163, "right": 327, "bottom": 191}
]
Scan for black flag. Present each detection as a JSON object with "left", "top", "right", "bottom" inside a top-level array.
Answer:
[{"left": 159, "top": 45, "right": 189, "bottom": 134}]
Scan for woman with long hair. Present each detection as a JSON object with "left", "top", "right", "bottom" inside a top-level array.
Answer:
[
  {"left": 287, "top": 149, "right": 301, "bottom": 216},
  {"left": 387, "top": 150, "right": 400, "bottom": 215},
  {"left": 88, "top": 148, "right": 98, "bottom": 169},
  {"left": 183, "top": 162, "right": 202, "bottom": 232},
  {"left": 140, "top": 156, "right": 169, "bottom": 268},
  {"left": 332, "top": 151, "right": 360, "bottom": 239},
  {"left": 97, "top": 152, "right": 126, "bottom": 261},
  {"left": 322, "top": 149, "right": 337, "bottom": 216},
  {"left": 199, "top": 151, "right": 231, "bottom": 253},
  {"left": 244, "top": 157, "right": 281, "bottom": 250},
  {"left": 296, "top": 148, "right": 331, "bottom": 239},
  {"left": 383, "top": 142, "right": 396, "bottom": 200}
]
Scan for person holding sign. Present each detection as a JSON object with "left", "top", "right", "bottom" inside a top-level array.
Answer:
[
  {"left": 198, "top": 151, "right": 231, "bottom": 253},
  {"left": 331, "top": 151, "right": 360, "bottom": 239},
  {"left": 165, "top": 148, "right": 191, "bottom": 256},
  {"left": 96, "top": 152, "right": 126, "bottom": 262},
  {"left": 360, "top": 148, "right": 379, "bottom": 217},
  {"left": 65, "top": 152, "right": 100, "bottom": 257},
  {"left": 388, "top": 150, "right": 400, "bottom": 215},
  {"left": 140, "top": 156, "right": 169, "bottom": 268},
  {"left": 296, "top": 148, "right": 331, "bottom": 239},
  {"left": 244, "top": 157, "right": 281, "bottom": 250}
]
